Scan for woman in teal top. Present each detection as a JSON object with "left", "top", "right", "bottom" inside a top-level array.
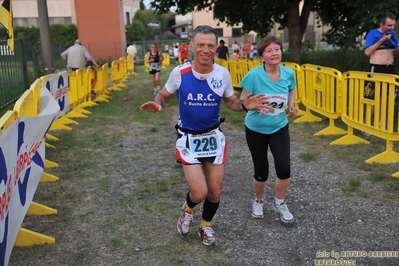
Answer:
[{"left": 239, "top": 35, "right": 298, "bottom": 224}]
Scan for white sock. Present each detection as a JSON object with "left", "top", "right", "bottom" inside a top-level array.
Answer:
[{"left": 275, "top": 198, "right": 284, "bottom": 205}]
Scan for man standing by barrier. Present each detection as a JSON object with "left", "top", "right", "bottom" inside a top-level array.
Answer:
[
  {"left": 364, "top": 12, "right": 399, "bottom": 128},
  {"left": 126, "top": 42, "right": 137, "bottom": 62},
  {"left": 364, "top": 12, "right": 399, "bottom": 75},
  {"left": 61, "top": 39, "right": 99, "bottom": 71},
  {"left": 216, "top": 40, "right": 229, "bottom": 60}
]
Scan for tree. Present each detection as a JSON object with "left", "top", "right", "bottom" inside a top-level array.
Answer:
[
  {"left": 37, "top": 0, "right": 53, "bottom": 74},
  {"left": 316, "top": 1, "right": 399, "bottom": 48},
  {"left": 149, "top": 0, "right": 399, "bottom": 62},
  {"left": 149, "top": 0, "right": 314, "bottom": 63},
  {"left": 126, "top": 9, "right": 176, "bottom": 41}
]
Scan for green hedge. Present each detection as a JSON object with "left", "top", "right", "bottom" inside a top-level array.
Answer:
[{"left": 283, "top": 48, "right": 399, "bottom": 74}]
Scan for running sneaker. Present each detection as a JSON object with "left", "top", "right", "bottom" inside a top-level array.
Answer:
[
  {"left": 273, "top": 200, "right": 295, "bottom": 224},
  {"left": 252, "top": 199, "right": 264, "bottom": 219},
  {"left": 198, "top": 226, "right": 218, "bottom": 246},
  {"left": 176, "top": 202, "right": 195, "bottom": 235}
]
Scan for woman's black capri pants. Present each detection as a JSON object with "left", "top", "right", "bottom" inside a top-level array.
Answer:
[{"left": 245, "top": 124, "right": 291, "bottom": 182}]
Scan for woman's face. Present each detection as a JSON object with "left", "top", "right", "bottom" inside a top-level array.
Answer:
[{"left": 261, "top": 42, "right": 282, "bottom": 65}]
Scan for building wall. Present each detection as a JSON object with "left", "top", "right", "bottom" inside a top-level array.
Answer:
[
  {"left": 122, "top": 0, "right": 140, "bottom": 25},
  {"left": 11, "top": 0, "right": 139, "bottom": 26},
  {"left": 13, "top": 0, "right": 73, "bottom": 26},
  {"left": 74, "top": 0, "right": 126, "bottom": 61},
  {"left": 9, "top": 0, "right": 138, "bottom": 60}
]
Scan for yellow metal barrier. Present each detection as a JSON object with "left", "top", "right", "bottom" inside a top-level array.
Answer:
[
  {"left": 65, "top": 70, "right": 90, "bottom": 119},
  {"left": 118, "top": 57, "right": 129, "bottom": 82},
  {"left": 93, "top": 63, "right": 111, "bottom": 103},
  {"left": 0, "top": 110, "right": 18, "bottom": 133},
  {"left": 144, "top": 53, "right": 149, "bottom": 72},
  {"left": 251, "top": 58, "right": 263, "bottom": 69},
  {"left": 79, "top": 68, "right": 98, "bottom": 109},
  {"left": 280, "top": 62, "right": 306, "bottom": 116},
  {"left": 294, "top": 64, "right": 347, "bottom": 136},
  {"left": 126, "top": 55, "right": 136, "bottom": 74},
  {"left": 214, "top": 58, "right": 229, "bottom": 69},
  {"left": 330, "top": 71, "right": 399, "bottom": 164},
  {"left": 162, "top": 53, "right": 170, "bottom": 68},
  {"left": 226, "top": 59, "right": 251, "bottom": 88},
  {"left": 13, "top": 90, "right": 38, "bottom": 117},
  {"left": 110, "top": 60, "right": 127, "bottom": 90}
]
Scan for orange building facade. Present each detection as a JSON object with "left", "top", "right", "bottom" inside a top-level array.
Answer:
[{"left": 74, "top": 0, "right": 126, "bottom": 61}]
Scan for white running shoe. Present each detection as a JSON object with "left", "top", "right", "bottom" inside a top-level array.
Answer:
[
  {"left": 252, "top": 199, "right": 264, "bottom": 219},
  {"left": 273, "top": 200, "right": 295, "bottom": 224},
  {"left": 176, "top": 202, "right": 195, "bottom": 235}
]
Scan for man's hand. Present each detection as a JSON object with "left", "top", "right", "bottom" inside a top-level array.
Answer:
[
  {"left": 243, "top": 93, "right": 269, "bottom": 111},
  {"left": 140, "top": 102, "right": 162, "bottom": 112}
]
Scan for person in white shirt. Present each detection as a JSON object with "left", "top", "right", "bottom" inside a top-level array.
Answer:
[
  {"left": 126, "top": 42, "right": 137, "bottom": 61},
  {"left": 61, "top": 39, "right": 98, "bottom": 71}
]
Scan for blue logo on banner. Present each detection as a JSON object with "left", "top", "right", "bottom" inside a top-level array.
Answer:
[
  {"left": 0, "top": 148, "right": 9, "bottom": 266},
  {"left": 17, "top": 122, "right": 44, "bottom": 205},
  {"left": 0, "top": 121, "right": 45, "bottom": 266},
  {"left": 57, "top": 75, "right": 66, "bottom": 111}
]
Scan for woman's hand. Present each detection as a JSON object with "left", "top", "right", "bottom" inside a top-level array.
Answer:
[{"left": 287, "top": 105, "right": 298, "bottom": 118}]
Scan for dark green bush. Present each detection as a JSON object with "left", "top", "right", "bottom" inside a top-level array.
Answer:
[{"left": 284, "top": 48, "right": 399, "bottom": 74}]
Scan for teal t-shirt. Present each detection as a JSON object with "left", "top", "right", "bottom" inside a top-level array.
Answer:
[{"left": 240, "top": 65, "right": 296, "bottom": 134}]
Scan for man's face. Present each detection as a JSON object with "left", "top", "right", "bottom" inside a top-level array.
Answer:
[
  {"left": 381, "top": 18, "right": 396, "bottom": 32},
  {"left": 191, "top": 33, "right": 217, "bottom": 65}
]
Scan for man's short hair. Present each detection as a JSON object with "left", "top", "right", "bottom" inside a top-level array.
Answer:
[
  {"left": 379, "top": 11, "right": 396, "bottom": 24},
  {"left": 75, "top": 39, "right": 81, "bottom": 45},
  {"left": 219, "top": 40, "right": 225, "bottom": 44}
]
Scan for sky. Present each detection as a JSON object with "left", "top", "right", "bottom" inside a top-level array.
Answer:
[{"left": 143, "top": 0, "right": 176, "bottom": 11}]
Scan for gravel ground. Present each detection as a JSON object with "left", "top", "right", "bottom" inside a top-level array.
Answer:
[{"left": 196, "top": 123, "right": 399, "bottom": 266}]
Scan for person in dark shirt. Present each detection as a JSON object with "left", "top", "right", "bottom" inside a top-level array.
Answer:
[{"left": 216, "top": 40, "right": 229, "bottom": 60}]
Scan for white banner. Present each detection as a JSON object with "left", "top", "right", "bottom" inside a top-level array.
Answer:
[
  {"left": 0, "top": 88, "right": 59, "bottom": 266},
  {"left": 41, "top": 71, "right": 70, "bottom": 118}
]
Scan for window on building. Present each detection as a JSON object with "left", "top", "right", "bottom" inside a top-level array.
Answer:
[
  {"left": 232, "top": 28, "right": 242, "bottom": 37},
  {"left": 126, "top": 12, "right": 131, "bottom": 25},
  {"left": 50, "top": 17, "right": 67, "bottom": 25},
  {"left": 214, "top": 28, "right": 223, "bottom": 37},
  {"left": 14, "top": 18, "right": 28, "bottom": 27}
]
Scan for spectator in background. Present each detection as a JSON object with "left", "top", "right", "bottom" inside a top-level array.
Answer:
[
  {"left": 61, "top": 39, "right": 99, "bottom": 71},
  {"left": 146, "top": 43, "right": 164, "bottom": 95},
  {"left": 364, "top": 11, "right": 399, "bottom": 126},
  {"left": 179, "top": 40, "right": 189, "bottom": 63},
  {"left": 85, "top": 60, "right": 98, "bottom": 96},
  {"left": 235, "top": 48, "right": 242, "bottom": 59},
  {"left": 174, "top": 42, "right": 179, "bottom": 65},
  {"left": 245, "top": 42, "right": 251, "bottom": 59},
  {"left": 126, "top": 42, "right": 137, "bottom": 62},
  {"left": 216, "top": 39, "right": 229, "bottom": 60},
  {"left": 232, "top": 41, "right": 239, "bottom": 53}
]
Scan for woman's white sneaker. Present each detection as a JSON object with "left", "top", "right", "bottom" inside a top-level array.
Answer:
[
  {"left": 273, "top": 200, "right": 295, "bottom": 223},
  {"left": 252, "top": 199, "right": 264, "bottom": 219}
]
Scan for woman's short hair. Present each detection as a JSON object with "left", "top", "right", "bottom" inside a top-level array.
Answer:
[{"left": 257, "top": 35, "right": 283, "bottom": 56}]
